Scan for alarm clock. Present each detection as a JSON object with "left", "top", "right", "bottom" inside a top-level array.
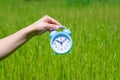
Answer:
[{"left": 50, "top": 26, "right": 72, "bottom": 54}]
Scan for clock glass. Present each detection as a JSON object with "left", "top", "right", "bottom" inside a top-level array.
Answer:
[{"left": 51, "top": 33, "right": 72, "bottom": 54}]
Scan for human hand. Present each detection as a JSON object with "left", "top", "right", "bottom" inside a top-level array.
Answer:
[
  {"left": 0, "top": 15, "right": 62, "bottom": 60},
  {"left": 28, "top": 15, "right": 62, "bottom": 35}
]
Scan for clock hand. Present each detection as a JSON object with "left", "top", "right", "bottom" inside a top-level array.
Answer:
[
  {"left": 56, "top": 40, "right": 62, "bottom": 45},
  {"left": 61, "top": 38, "right": 67, "bottom": 45}
]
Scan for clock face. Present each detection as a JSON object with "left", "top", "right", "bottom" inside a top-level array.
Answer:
[{"left": 51, "top": 33, "right": 72, "bottom": 54}]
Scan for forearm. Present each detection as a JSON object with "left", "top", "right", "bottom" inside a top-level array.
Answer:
[
  {"left": 0, "top": 15, "right": 61, "bottom": 60},
  {"left": 0, "top": 26, "right": 35, "bottom": 60}
]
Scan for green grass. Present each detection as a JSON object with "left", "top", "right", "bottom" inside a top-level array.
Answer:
[{"left": 0, "top": 0, "right": 120, "bottom": 80}]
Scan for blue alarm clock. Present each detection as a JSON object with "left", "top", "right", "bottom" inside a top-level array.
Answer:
[{"left": 50, "top": 26, "right": 72, "bottom": 54}]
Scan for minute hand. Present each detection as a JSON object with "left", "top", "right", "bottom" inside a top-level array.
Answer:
[{"left": 62, "top": 38, "right": 67, "bottom": 45}]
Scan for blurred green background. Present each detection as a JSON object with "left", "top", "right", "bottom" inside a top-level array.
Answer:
[{"left": 0, "top": 0, "right": 120, "bottom": 80}]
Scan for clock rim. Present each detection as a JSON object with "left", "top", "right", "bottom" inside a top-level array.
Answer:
[{"left": 50, "top": 32, "right": 72, "bottom": 54}]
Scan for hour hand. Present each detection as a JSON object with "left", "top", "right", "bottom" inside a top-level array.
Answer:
[{"left": 56, "top": 40, "right": 62, "bottom": 45}]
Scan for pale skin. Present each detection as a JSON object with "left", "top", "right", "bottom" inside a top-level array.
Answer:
[{"left": 0, "top": 15, "right": 62, "bottom": 60}]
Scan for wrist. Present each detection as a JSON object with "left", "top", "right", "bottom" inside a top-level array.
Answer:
[{"left": 22, "top": 26, "right": 37, "bottom": 39}]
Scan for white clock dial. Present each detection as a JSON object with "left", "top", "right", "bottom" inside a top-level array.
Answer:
[{"left": 52, "top": 36, "right": 71, "bottom": 53}]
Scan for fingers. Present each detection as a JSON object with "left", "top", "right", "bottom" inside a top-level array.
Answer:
[
  {"left": 47, "top": 23, "right": 60, "bottom": 31},
  {"left": 43, "top": 15, "right": 62, "bottom": 26}
]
